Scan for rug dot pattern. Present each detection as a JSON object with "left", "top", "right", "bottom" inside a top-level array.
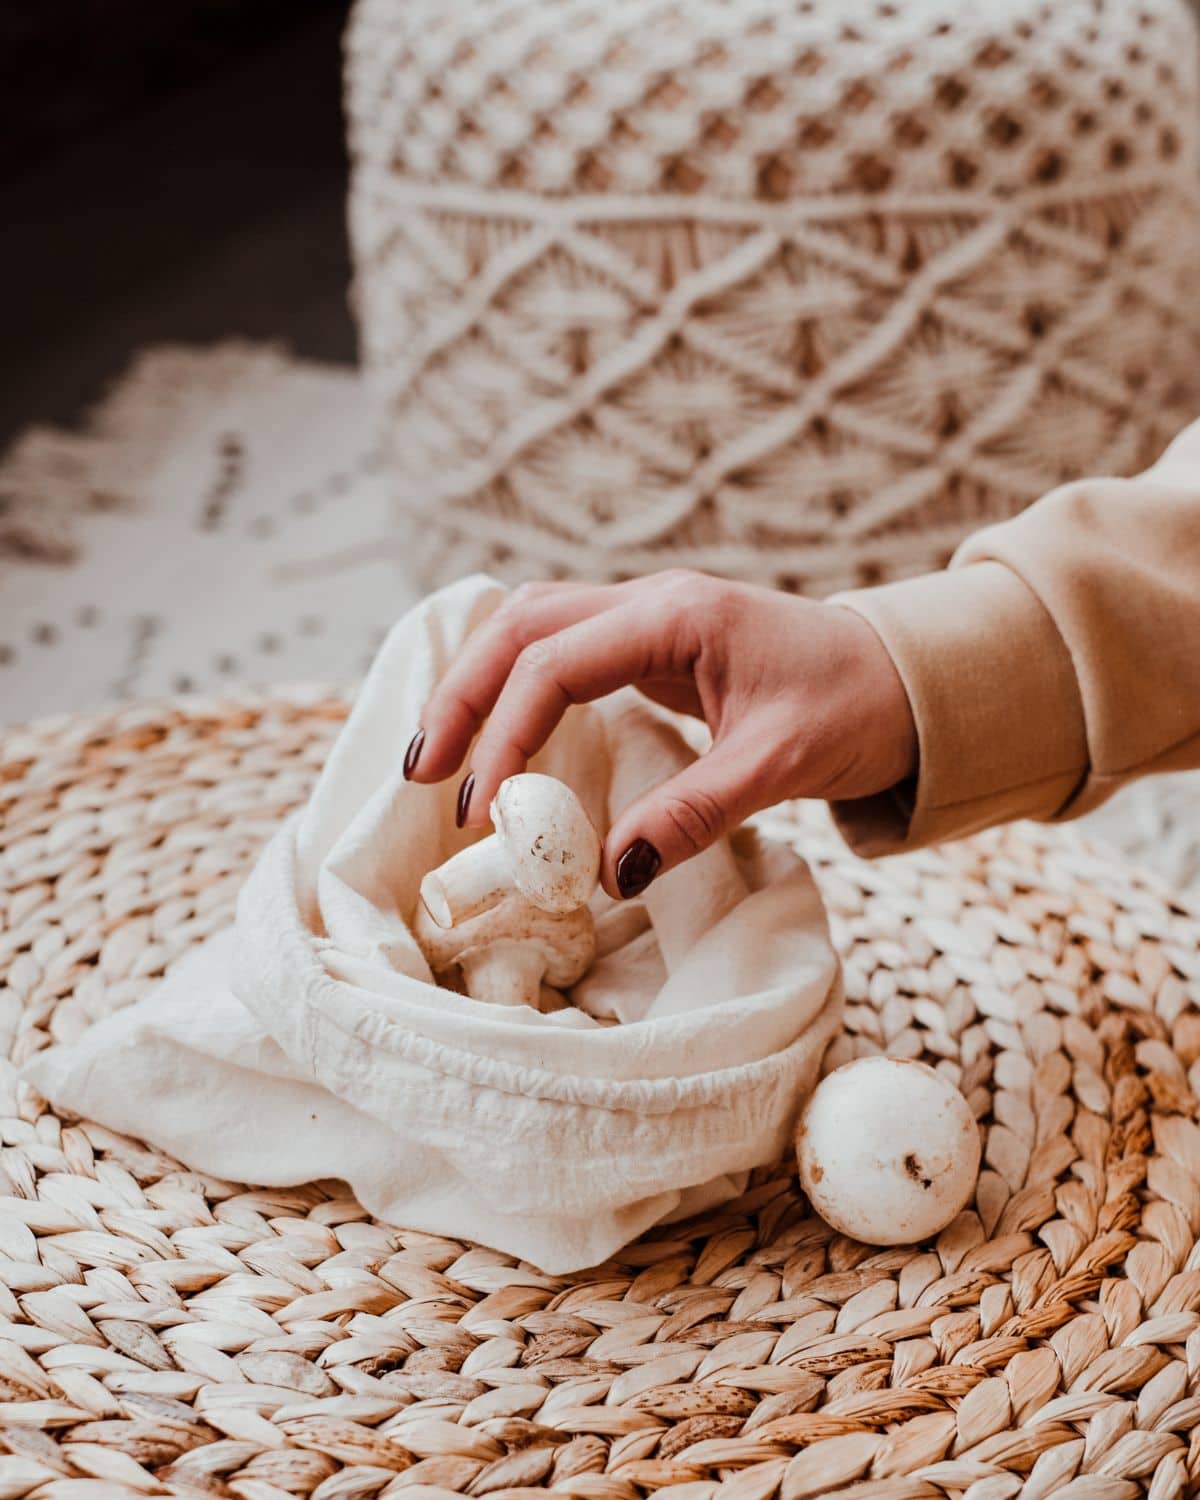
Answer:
[{"left": 2, "top": 694, "right": 1200, "bottom": 1497}]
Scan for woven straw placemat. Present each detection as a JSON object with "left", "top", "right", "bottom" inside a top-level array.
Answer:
[{"left": 2, "top": 693, "right": 1200, "bottom": 1499}]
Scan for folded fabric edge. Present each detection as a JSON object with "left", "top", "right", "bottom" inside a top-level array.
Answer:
[
  {"left": 239, "top": 828, "right": 844, "bottom": 1116},
  {"left": 19, "top": 983, "right": 747, "bottom": 1275}
]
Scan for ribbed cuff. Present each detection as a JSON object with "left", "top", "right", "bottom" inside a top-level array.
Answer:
[{"left": 828, "top": 562, "right": 1089, "bottom": 856}]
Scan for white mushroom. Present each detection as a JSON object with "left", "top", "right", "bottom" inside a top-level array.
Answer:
[
  {"left": 412, "top": 892, "right": 595, "bottom": 1010},
  {"left": 420, "top": 773, "right": 601, "bottom": 928},
  {"left": 796, "top": 1057, "right": 981, "bottom": 1245}
]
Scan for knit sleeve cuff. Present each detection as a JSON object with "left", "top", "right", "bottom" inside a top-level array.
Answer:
[{"left": 827, "top": 561, "right": 1089, "bottom": 856}]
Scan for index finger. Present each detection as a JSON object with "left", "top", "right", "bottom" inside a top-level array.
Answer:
[
  {"left": 409, "top": 582, "right": 622, "bottom": 783},
  {"left": 462, "top": 599, "right": 681, "bottom": 823}
]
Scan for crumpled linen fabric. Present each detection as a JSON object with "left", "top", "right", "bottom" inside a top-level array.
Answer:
[{"left": 26, "top": 577, "right": 842, "bottom": 1272}]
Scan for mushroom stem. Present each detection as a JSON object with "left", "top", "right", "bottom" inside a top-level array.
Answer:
[
  {"left": 413, "top": 894, "right": 595, "bottom": 1012},
  {"left": 420, "top": 835, "right": 509, "bottom": 929},
  {"left": 458, "top": 941, "right": 546, "bottom": 1008}
]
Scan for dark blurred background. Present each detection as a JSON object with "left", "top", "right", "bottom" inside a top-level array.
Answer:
[{"left": 1, "top": 0, "right": 356, "bottom": 450}]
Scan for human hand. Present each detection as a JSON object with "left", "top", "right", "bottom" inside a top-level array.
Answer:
[{"left": 404, "top": 572, "right": 917, "bottom": 898}]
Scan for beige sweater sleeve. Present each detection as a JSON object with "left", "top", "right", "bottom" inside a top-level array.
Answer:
[{"left": 831, "top": 419, "right": 1200, "bottom": 856}]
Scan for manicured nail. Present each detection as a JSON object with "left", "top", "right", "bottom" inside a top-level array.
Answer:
[
  {"left": 615, "top": 838, "right": 661, "bottom": 899},
  {"left": 455, "top": 772, "right": 475, "bottom": 828},
  {"left": 403, "top": 728, "right": 425, "bottom": 780}
]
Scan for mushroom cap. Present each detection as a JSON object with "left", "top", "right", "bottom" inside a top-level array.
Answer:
[
  {"left": 491, "top": 774, "right": 601, "bottom": 915},
  {"left": 412, "top": 892, "right": 596, "bottom": 989},
  {"left": 796, "top": 1057, "right": 981, "bottom": 1245}
]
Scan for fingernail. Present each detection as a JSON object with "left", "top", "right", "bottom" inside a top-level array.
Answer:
[
  {"left": 455, "top": 772, "right": 475, "bottom": 829},
  {"left": 615, "top": 838, "right": 661, "bottom": 899},
  {"left": 403, "top": 728, "right": 425, "bottom": 780}
]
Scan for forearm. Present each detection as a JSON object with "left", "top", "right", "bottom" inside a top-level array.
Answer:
[{"left": 830, "top": 418, "right": 1200, "bottom": 855}]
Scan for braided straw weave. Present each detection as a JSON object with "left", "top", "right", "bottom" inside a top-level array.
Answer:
[
  {"left": 4, "top": 692, "right": 1200, "bottom": 1497},
  {"left": 347, "top": 0, "right": 1200, "bottom": 595}
]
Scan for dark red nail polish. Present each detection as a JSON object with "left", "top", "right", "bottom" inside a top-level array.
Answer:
[
  {"left": 456, "top": 772, "right": 475, "bottom": 828},
  {"left": 403, "top": 728, "right": 425, "bottom": 780},
  {"left": 615, "top": 838, "right": 661, "bottom": 899}
]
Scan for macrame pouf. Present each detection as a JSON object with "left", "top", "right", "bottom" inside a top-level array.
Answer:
[
  {"left": 6, "top": 692, "right": 1200, "bottom": 1496},
  {"left": 346, "top": 0, "right": 1200, "bottom": 593}
]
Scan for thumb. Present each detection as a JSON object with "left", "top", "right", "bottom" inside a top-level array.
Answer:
[{"left": 601, "top": 734, "right": 784, "bottom": 900}]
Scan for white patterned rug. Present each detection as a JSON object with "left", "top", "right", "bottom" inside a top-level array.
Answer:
[
  {"left": 1, "top": 340, "right": 1197, "bottom": 897},
  {"left": 0, "top": 342, "right": 418, "bottom": 713}
]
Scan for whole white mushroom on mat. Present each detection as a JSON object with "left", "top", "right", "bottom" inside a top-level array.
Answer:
[
  {"left": 797, "top": 1057, "right": 981, "bottom": 1244},
  {"left": 412, "top": 772, "right": 602, "bottom": 1010}
]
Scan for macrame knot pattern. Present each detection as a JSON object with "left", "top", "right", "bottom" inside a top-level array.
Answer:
[{"left": 347, "top": 0, "right": 1200, "bottom": 593}]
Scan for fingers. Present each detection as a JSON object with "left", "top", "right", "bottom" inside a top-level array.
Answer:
[
  {"left": 463, "top": 603, "right": 678, "bottom": 822},
  {"left": 600, "top": 721, "right": 793, "bottom": 899},
  {"left": 408, "top": 583, "right": 616, "bottom": 783}
]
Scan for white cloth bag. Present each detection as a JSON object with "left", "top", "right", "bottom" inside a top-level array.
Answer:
[{"left": 26, "top": 577, "right": 842, "bottom": 1273}]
